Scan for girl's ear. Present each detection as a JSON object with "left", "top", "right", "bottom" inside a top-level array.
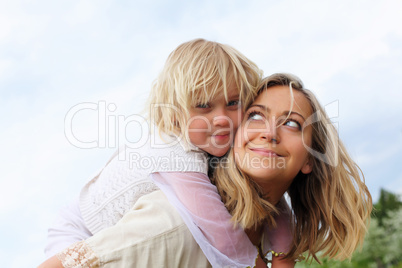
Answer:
[{"left": 301, "top": 157, "right": 313, "bottom": 174}]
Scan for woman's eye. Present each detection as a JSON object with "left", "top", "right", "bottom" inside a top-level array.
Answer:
[
  {"left": 285, "top": 120, "right": 301, "bottom": 129},
  {"left": 227, "top": 100, "right": 240, "bottom": 107},
  {"left": 248, "top": 111, "right": 265, "bottom": 121}
]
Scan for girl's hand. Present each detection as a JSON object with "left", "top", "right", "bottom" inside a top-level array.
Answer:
[
  {"left": 37, "top": 255, "right": 64, "bottom": 268},
  {"left": 272, "top": 256, "right": 295, "bottom": 267},
  {"left": 255, "top": 255, "right": 268, "bottom": 268}
]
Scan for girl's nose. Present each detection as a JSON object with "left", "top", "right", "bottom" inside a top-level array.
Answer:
[
  {"left": 213, "top": 115, "right": 230, "bottom": 127},
  {"left": 212, "top": 107, "right": 231, "bottom": 127}
]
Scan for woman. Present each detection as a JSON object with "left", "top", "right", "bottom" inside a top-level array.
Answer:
[
  {"left": 39, "top": 73, "right": 372, "bottom": 267},
  {"left": 214, "top": 73, "right": 372, "bottom": 263}
]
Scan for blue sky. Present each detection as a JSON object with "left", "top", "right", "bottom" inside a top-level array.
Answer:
[{"left": 1, "top": 0, "right": 401, "bottom": 267}]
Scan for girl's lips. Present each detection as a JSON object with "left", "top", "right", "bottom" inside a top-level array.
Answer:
[
  {"left": 249, "top": 148, "right": 281, "bottom": 157},
  {"left": 213, "top": 134, "right": 230, "bottom": 141}
]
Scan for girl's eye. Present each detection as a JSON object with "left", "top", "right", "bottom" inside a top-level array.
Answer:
[
  {"left": 284, "top": 120, "right": 301, "bottom": 129},
  {"left": 247, "top": 111, "right": 265, "bottom": 121},
  {"left": 227, "top": 100, "right": 240, "bottom": 107},
  {"left": 196, "top": 103, "right": 210, "bottom": 109}
]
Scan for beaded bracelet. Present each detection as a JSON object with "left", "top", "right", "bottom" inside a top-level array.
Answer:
[
  {"left": 247, "top": 246, "right": 305, "bottom": 267},
  {"left": 263, "top": 249, "right": 305, "bottom": 264},
  {"left": 269, "top": 250, "right": 287, "bottom": 257},
  {"left": 266, "top": 250, "right": 305, "bottom": 261}
]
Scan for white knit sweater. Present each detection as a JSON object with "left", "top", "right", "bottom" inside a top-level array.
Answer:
[{"left": 79, "top": 132, "right": 208, "bottom": 235}]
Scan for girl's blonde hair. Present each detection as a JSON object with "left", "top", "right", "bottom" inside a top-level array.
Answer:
[
  {"left": 213, "top": 73, "right": 372, "bottom": 262},
  {"left": 146, "top": 38, "right": 262, "bottom": 138}
]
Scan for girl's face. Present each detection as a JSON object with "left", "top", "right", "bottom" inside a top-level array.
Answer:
[
  {"left": 187, "top": 84, "right": 242, "bottom": 157},
  {"left": 233, "top": 85, "right": 313, "bottom": 192}
]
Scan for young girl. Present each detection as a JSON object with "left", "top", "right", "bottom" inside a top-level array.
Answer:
[
  {"left": 213, "top": 73, "right": 373, "bottom": 265},
  {"left": 44, "top": 39, "right": 292, "bottom": 267}
]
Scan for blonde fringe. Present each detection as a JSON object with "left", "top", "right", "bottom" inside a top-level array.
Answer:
[{"left": 146, "top": 38, "right": 262, "bottom": 139}]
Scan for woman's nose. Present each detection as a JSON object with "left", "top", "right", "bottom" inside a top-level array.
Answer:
[{"left": 260, "top": 119, "right": 279, "bottom": 144}]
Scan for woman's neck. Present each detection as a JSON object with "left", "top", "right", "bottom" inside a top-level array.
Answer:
[
  {"left": 245, "top": 225, "right": 264, "bottom": 246},
  {"left": 260, "top": 181, "right": 292, "bottom": 205}
]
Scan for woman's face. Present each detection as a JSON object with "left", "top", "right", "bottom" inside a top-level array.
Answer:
[{"left": 233, "top": 85, "right": 313, "bottom": 192}]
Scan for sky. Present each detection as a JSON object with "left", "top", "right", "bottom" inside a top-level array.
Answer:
[{"left": 0, "top": 0, "right": 401, "bottom": 267}]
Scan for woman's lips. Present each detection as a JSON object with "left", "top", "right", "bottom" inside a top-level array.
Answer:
[{"left": 249, "top": 148, "right": 281, "bottom": 157}]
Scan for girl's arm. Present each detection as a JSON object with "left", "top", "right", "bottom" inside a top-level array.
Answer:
[
  {"left": 272, "top": 256, "right": 295, "bottom": 267},
  {"left": 266, "top": 197, "right": 293, "bottom": 255},
  {"left": 45, "top": 198, "right": 93, "bottom": 257},
  {"left": 37, "top": 256, "right": 64, "bottom": 268},
  {"left": 151, "top": 172, "right": 258, "bottom": 267},
  {"left": 265, "top": 197, "right": 295, "bottom": 267},
  {"left": 44, "top": 150, "right": 118, "bottom": 257}
]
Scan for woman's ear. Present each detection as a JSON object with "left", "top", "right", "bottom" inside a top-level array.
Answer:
[{"left": 301, "top": 157, "right": 313, "bottom": 174}]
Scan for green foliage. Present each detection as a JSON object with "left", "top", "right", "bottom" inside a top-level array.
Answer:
[
  {"left": 374, "top": 188, "right": 402, "bottom": 227},
  {"left": 295, "top": 189, "right": 402, "bottom": 268}
]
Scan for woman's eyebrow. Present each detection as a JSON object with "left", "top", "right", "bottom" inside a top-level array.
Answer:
[
  {"left": 282, "top": 111, "right": 306, "bottom": 121},
  {"left": 248, "top": 104, "right": 270, "bottom": 112},
  {"left": 249, "top": 104, "right": 306, "bottom": 121}
]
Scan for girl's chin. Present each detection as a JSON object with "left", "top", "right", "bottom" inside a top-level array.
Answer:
[{"left": 206, "top": 147, "right": 230, "bottom": 157}]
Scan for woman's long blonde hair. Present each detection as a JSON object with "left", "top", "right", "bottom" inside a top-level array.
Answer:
[
  {"left": 213, "top": 73, "right": 372, "bottom": 262},
  {"left": 146, "top": 38, "right": 262, "bottom": 138}
]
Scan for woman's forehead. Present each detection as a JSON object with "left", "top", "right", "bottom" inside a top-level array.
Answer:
[{"left": 252, "top": 86, "right": 312, "bottom": 117}]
